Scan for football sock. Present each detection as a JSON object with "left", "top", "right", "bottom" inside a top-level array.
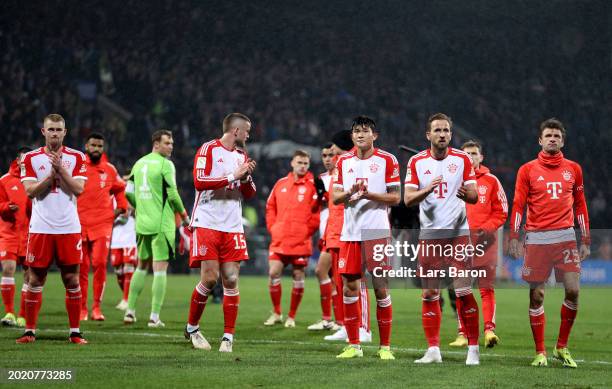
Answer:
[
  {"left": 456, "top": 288, "right": 480, "bottom": 346},
  {"left": 18, "top": 283, "right": 27, "bottom": 317},
  {"left": 122, "top": 265, "right": 134, "bottom": 302},
  {"left": 223, "top": 287, "right": 240, "bottom": 335},
  {"left": 1, "top": 277, "right": 15, "bottom": 313},
  {"left": 529, "top": 305, "right": 546, "bottom": 354},
  {"left": 422, "top": 294, "right": 441, "bottom": 347},
  {"left": 25, "top": 286, "right": 43, "bottom": 331},
  {"left": 127, "top": 268, "right": 147, "bottom": 311},
  {"left": 480, "top": 288, "right": 496, "bottom": 331},
  {"left": 557, "top": 300, "right": 578, "bottom": 348},
  {"left": 150, "top": 271, "right": 167, "bottom": 316},
  {"left": 376, "top": 295, "right": 392, "bottom": 346},
  {"left": 188, "top": 282, "right": 210, "bottom": 326},
  {"left": 331, "top": 286, "right": 344, "bottom": 325},
  {"left": 65, "top": 286, "right": 81, "bottom": 329},
  {"left": 288, "top": 280, "right": 304, "bottom": 319},
  {"left": 343, "top": 295, "right": 360, "bottom": 345},
  {"left": 269, "top": 277, "right": 282, "bottom": 315},
  {"left": 319, "top": 278, "right": 333, "bottom": 321}
]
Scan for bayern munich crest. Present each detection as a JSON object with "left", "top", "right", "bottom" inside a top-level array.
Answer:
[
  {"left": 562, "top": 170, "right": 572, "bottom": 181},
  {"left": 447, "top": 163, "right": 458, "bottom": 174},
  {"left": 298, "top": 186, "right": 307, "bottom": 194},
  {"left": 478, "top": 185, "right": 487, "bottom": 195},
  {"left": 338, "top": 258, "right": 346, "bottom": 269},
  {"left": 369, "top": 163, "right": 379, "bottom": 173}
]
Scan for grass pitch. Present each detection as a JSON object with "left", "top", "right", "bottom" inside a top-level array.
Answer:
[{"left": 1, "top": 273, "right": 611, "bottom": 388}]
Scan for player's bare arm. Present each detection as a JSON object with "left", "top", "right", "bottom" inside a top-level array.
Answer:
[
  {"left": 22, "top": 171, "right": 55, "bottom": 198},
  {"left": 362, "top": 185, "right": 401, "bottom": 205},
  {"left": 403, "top": 175, "right": 443, "bottom": 206},
  {"left": 332, "top": 182, "right": 361, "bottom": 205},
  {"left": 456, "top": 182, "right": 477, "bottom": 204}
]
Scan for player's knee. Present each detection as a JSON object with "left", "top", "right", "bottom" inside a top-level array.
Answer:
[
  {"left": 202, "top": 270, "right": 219, "bottom": 285},
  {"left": 223, "top": 273, "right": 238, "bottom": 288},
  {"left": 530, "top": 289, "right": 545, "bottom": 306},
  {"left": 422, "top": 289, "right": 439, "bottom": 300},
  {"left": 565, "top": 288, "right": 579, "bottom": 303}
]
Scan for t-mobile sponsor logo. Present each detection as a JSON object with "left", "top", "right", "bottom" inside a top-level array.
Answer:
[{"left": 546, "top": 182, "right": 562, "bottom": 199}]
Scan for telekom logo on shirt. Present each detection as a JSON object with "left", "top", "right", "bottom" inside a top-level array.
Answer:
[
  {"left": 546, "top": 182, "right": 562, "bottom": 199},
  {"left": 433, "top": 182, "right": 448, "bottom": 199}
]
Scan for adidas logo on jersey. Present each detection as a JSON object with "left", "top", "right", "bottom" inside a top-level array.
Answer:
[
  {"left": 281, "top": 188, "right": 287, "bottom": 192},
  {"left": 424, "top": 170, "right": 431, "bottom": 174},
  {"left": 217, "top": 158, "right": 224, "bottom": 163},
  {"left": 537, "top": 176, "right": 544, "bottom": 181},
  {"left": 38, "top": 165, "right": 46, "bottom": 171},
  {"left": 348, "top": 168, "right": 354, "bottom": 173},
  {"left": 11, "top": 185, "right": 18, "bottom": 191}
]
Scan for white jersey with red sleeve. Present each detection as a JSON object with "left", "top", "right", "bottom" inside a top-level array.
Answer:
[
  {"left": 190, "top": 139, "right": 256, "bottom": 233},
  {"left": 111, "top": 215, "right": 137, "bottom": 249},
  {"left": 334, "top": 148, "right": 400, "bottom": 241},
  {"left": 20, "top": 146, "right": 87, "bottom": 234},
  {"left": 404, "top": 148, "right": 476, "bottom": 238},
  {"left": 318, "top": 171, "right": 332, "bottom": 237}
]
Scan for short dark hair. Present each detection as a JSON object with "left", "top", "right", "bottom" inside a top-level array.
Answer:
[
  {"left": 16, "top": 146, "right": 32, "bottom": 158},
  {"left": 322, "top": 143, "right": 334, "bottom": 150},
  {"left": 351, "top": 116, "right": 376, "bottom": 131},
  {"left": 86, "top": 132, "right": 105, "bottom": 142},
  {"left": 223, "top": 113, "right": 251, "bottom": 133},
  {"left": 293, "top": 149, "right": 311, "bottom": 159},
  {"left": 427, "top": 113, "right": 453, "bottom": 132},
  {"left": 331, "top": 130, "right": 353, "bottom": 151},
  {"left": 461, "top": 140, "right": 482, "bottom": 154},
  {"left": 539, "top": 118, "right": 566, "bottom": 140},
  {"left": 152, "top": 129, "right": 172, "bottom": 144}
]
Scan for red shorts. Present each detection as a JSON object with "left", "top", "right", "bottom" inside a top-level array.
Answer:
[
  {"left": 522, "top": 241, "right": 580, "bottom": 283},
  {"left": 0, "top": 247, "right": 18, "bottom": 261},
  {"left": 338, "top": 238, "right": 391, "bottom": 276},
  {"left": 189, "top": 228, "right": 249, "bottom": 268},
  {"left": 25, "top": 233, "right": 82, "bottom": 268},
  {"left": 269, "top": 252, "right": 308, "bottom": 267},
  {"left": 111, "top": 247, "right": 138, "bottom": 267},
  {"left": 418, "top": 236, "right": 473, "bottom": 276}
]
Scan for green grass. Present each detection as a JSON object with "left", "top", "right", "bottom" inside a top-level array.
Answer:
[{"left": 1, "top": 274, "right": 611, "bottom": 388}]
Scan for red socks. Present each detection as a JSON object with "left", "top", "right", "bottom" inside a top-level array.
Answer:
[
  {"left": 557, "top": 300, "right": 578, "bottom": 348},
  {"left": 319, "top": 278, "right": 333, "bottom": 321},
  {"left": 65, "top": 286, "right": 82, "bottom": 329},
  {"left": 1, "top": 277, "right": 15, "bottom": 314},
  {"left": 269, "top": 278, "right": 282, "bottom": 315},
  {"left": 376, "top": 295, "right": 392, "bottom": 346},
  {"left": 480, "top": 288, "right": 496, "bottom": 331},
  {"left": 343, "top": 295, "right": 360, "bottom": 344},
  {"left": 422, "top": 295, "right": 441, "bottom": 347},
  {"left": 288, "top": 280, "right": 304, "bottom": 319},
  {"left": 24, "top": 286, "right": 43, "bottom": 331},
  {"left": 529, "top": 306, "right": 546, "bottom": 354},
  {"left": 123, "top": 269, "right": 134, "bottom": 301},
  {"left": 456, "top": 288, "right": 480, "bottom": 346},
  {"left": 18, "top": 284, "right": 27, "bottom": 317},
  {"left": 223, "top": 288, "right": 240, "bottom": 335},
  {"left": 187, "top": 282, "right": 210, "bottom": 326}
]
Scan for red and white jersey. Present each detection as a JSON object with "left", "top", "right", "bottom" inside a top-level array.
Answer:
[
  {"left": 111, "top": 215, "right": 136, "bottom": 249},
  {"left": 404, "top": 148, "right": 476, "bottom": 237},
  {"left": 334, "top": 148, "right": 400, "bottom": 241},
  {"left": 21, "top": 146, "right": 87, "bottom": 234},
  {"left": 190, "top": 139, "right": 256, "bottom": 233},
  {"left": 318, "top": 171, "right": 332, "bottom": 237},
  {"left": 509, "top": 151, "right": 590, "bottom": 245}
]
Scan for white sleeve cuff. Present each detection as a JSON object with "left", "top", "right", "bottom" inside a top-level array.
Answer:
[{"left": 227, "top": 174, "right": 236, "bottom": 182}]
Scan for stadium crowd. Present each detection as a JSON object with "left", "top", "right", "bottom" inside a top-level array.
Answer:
[{"left": 1, "top": 0, "right": 610, "bottom": 232}]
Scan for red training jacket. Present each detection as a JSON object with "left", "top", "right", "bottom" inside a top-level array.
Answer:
[{"left": 0, "top": 161, "right": 31, "bottom": 256}]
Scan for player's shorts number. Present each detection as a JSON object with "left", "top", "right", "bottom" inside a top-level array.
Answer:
[
  {"left": 562, "top": 248, "right": 579, "bottom": 264},
  {"left": 233, "top": 234, "right": 246, "bottom": 250}
]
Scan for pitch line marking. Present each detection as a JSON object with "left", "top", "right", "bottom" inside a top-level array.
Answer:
[{"left": 7, "top": 327, "right": 611, "bottom": 366}]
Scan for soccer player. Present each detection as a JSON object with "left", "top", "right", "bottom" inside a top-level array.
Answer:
[
  {"left": 509, "top": 118, "right": 590, "bottom": 368},
  {"left": 77, "top": 133, "right": 128, "bottom": 321},
  {"left": 17, "top": 113, "right": 87, "bottom": 344},
  {"left": 308, "top": 144, "right": 341, "bottom": 331},
  {"left": 404, "top": 113, "right": 481, "bottom": 365},
  {"left": 449, "top": 140, "right": 508, "bottom": 348},
  {"left": 323, "top": 131, "right": 372, "bottom": 343},
  {"left": 333, "top": 116, "right": 400, "bottom": 360},
  {"left": 124, "top": 129, "right": 190, "bottom": 327},
  {"left": 110, "top": 206, "right": 137, "bottom": 311},
  {"left": 0, "top": 146, "right": 32, "bottom": 327},
  {"left": 264, "top": 150, "right": 320, "bottom": 328},
  {"left": 184, "top": 112, "right": 256, "bottom": 352}
]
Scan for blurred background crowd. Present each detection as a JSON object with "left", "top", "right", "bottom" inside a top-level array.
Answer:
[{"left": 1, "top": 0, "right": 610, "bottom": 266}]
